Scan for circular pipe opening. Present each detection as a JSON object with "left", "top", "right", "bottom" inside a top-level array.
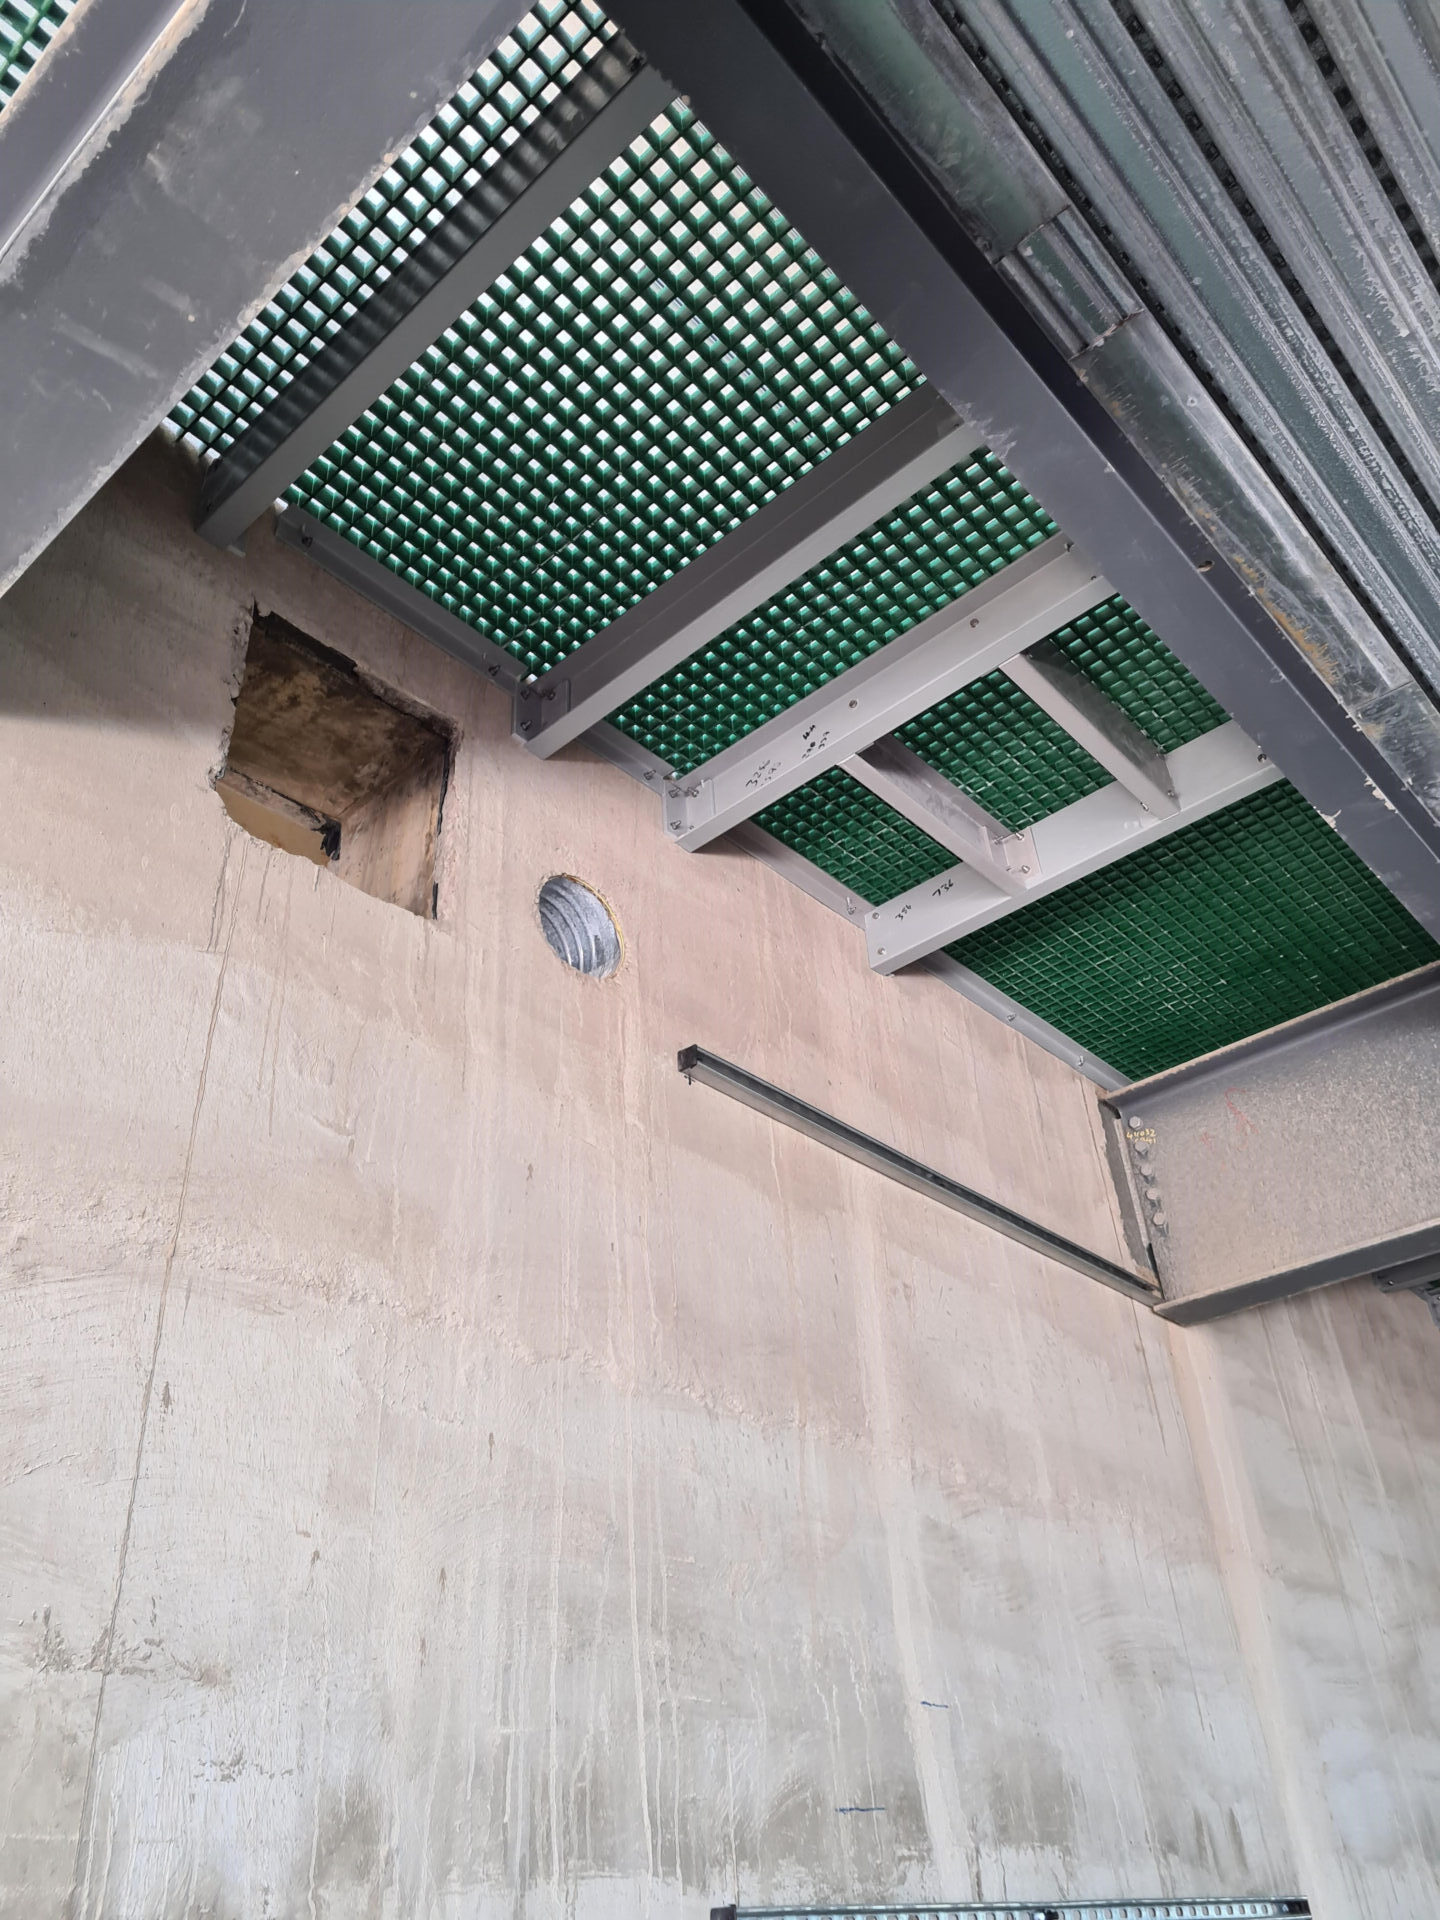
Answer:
[{"left": 537, "top": 875, "right": 622, "bottom": 979}]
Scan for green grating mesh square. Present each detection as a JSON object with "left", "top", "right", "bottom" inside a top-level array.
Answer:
[
  {"left": 1045, "top": 594, "right": 1227, "bottom": 751},
  {"left": 291, "top": 101, "right": 918, "bottom": 674},
  {"left": 612, "top": 451, "right": 1055, "bottom": 773},
  {"left": 755, "top": 768, "right": 952, "bottom": 904},
  {"left": 949, "top": 782, "right": 1440, "bottom": 1078},
  {"left": 897, "top": 669, "right": 1109, "bottom": 832},
  {"left": 0, "top": 0, "right": 76, "bottom": 107},
  {"left": 169, "top": 4, "right": 620, "bottom": 456}
]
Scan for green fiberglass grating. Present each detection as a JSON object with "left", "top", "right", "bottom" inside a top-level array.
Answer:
[
  {"left": 613, "top": 452, "right": 1055, "bottom": 773},
  {"left": 755, "top": 768, "right": 952, "bottom": 905},
  {"left": 0, "top": 0, "right": 76, "bottom": 107},
  {"left": 170, "top": 3, "right": 620, "bottom": 457},
  {"left": 290, "top": 100, "right": 918, "bottom": 675},
  {"left": 897, "top": 670, "right": 1109, "bottom": 832},
  {"left": 1045, "top": 594, "right": 1227, "bottom": 753},
  {"left": 948, "top": 782, "right": 1440, "bottom": 1079}
]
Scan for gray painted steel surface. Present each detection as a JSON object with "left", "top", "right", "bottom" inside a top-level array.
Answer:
[
  {"left": 1101, "top": 963, "right": 1440, "bottom": 1321},
  {"left": 662, "top": 538, "right": 1110, "bottom": 849},
  {"left": 0, "top": 0, "right": 527, "bottom": 594}
]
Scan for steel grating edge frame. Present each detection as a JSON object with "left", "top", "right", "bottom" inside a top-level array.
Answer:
[
  {"left": 1097, "top": 958, "right": 1440, "bottom": 1108},
  {"left": 607, "top": 0, "right": 1440, "bottom": 938},
  {"left": 717, "top": 1899, "right": 1311, "bottom": 1918},
  {"left": 274, "top": 505, "right": 1124, "bottom": 1086}
]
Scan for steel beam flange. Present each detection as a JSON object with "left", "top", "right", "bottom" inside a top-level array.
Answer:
[
  {"left": 663, "top": 537, "right": 1110, "bottom": 850},
  {"left": 514, "top": 384, "right": 977, "bottom": 755},
  {"left": 866, "top": 722, "right": 1279, "bottom": 972}
]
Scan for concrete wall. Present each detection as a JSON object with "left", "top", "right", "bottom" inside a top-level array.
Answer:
[
  {"left": 0, "top": 435, "right": 1429, "bottom": 1918},
  {"left": 1175, "top": 1283, "right": 1440, "bottom": 1920}
]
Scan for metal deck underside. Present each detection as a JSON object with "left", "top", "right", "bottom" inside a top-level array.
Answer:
[{"left": 15, "top": 0, "right": 1437, "bottom": 1086}]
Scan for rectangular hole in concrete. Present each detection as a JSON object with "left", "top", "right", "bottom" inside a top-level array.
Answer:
[{"left": 216, "top": 609, "right": 451, "bottom": 917}]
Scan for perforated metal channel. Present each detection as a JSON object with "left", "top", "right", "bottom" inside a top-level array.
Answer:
[
  {"left": 613, "top": 452, "right": 1054, "bottom": 773},
  {"left": 741, "top": 1897, "right": 1308, "bottom": 1917},
  {"left": 948, "top": 783, "right": 1440, "bottom": 1079},
  {"left": 170, "top": 3, "right": 622, "bottom": 457},
  {"left": 0, "top": 0, "right": 76, "bottom": 106}
]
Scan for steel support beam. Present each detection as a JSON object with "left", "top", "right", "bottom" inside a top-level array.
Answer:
[
  {"left": 198, "top": 50, "right": 673, "bottom": 551},
  {"left": 279, "top": 505, "right": 1124, "bottom": 1084},
  {"left": 0, "top": 0, "right": 528, "bottom": 596},
  {"left": 278, "top": 501, "right": 686, "bottom": 789},
  {"left": 1153, "top": 1220, "right": 1440, "bottom": 1327},
  {"left": 514, "top": 383, "right": 975, "bottom": 755},
  {"left": 275, "top": 508, "right": 524, "bottom": 689},
  {"left": 1003, "top": 640, "right": 1178, "bottom": 817},
  {"left": 1100, "top": 962, "right": 1440, "bottom": 1322},
  {"left": 845, "top": 735, "right": 1035, "bottom": 893},
  {"left": 662, "top": 536, "right": 1110, "bottom": 850},
  {"left": 919, "top": 952, "right": 1127, "bottom": 1089},
  {"left": 866, "top": 722, "right": 1279, "bottom": 972},
  {"left": 678, "top": 1046, "right": 1157, "bottom": 1301},
  {"left": 0, "top": 0, "right": 184, "bottom": 268},
  {"left": 609, "top": 0, "right": 1440, "bottom": 936}
]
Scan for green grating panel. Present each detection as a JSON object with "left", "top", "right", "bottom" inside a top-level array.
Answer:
[
  {"left": 897, "top": 669, "right": 1109, "bottom": 832},
  {"left": 291, "top": 101, "right": 918, "bottom": 674},
  {"left": 755, "top": 768, "right": 952, "bottom": 904},
  {"left": 170, "top": 3, "right": 621, "bottom": 456},
  {"left": 1045, "top": 594, "right": 1227, "bottom": 751},
  {"left": 613, "top": 452, "right": 1055, "bottom": 773},
  {"left": 0, "top": 0, "right": 76, "bottom": 107},
  {"left": 949, "top": 782, "right": 1440, "bottom": 1078}
]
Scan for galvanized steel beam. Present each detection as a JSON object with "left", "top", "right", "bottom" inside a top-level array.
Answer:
[
  {"left": 1002, "top": 640, "right": 1178, "bottom": 818},
  {"left": 0, "top": 0, "right": 527, "bottom": 595},
  {"left": 515, "top": 382, "right": 976, "bottom": 756},
  {"left": 845, "top": 735, "right": 1036, "bottom": 893},
  {"left": 609, "top": 0, "right": 1440, "bottom": 935},
  {"left": 198, "top": 50, "right": 673, "bottom": 550},
  {"left": 661, "top": 537, "right": 1111, "bottom": 850},
  {"left": 965, "top": 0, "right": 1440, "bottom": 700},
  {"left": 1100, "top": 962, "right": 1440, "bottom": 1322},
  {"left": 1122, "top": 0, "right": 1440, "bottom": 620},
  {"left": 865, "top": 722, "right": 1280, "bottom": 973},
  {"left": 279, "top": 504, "right": 1123, "bottom": 1086}
]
